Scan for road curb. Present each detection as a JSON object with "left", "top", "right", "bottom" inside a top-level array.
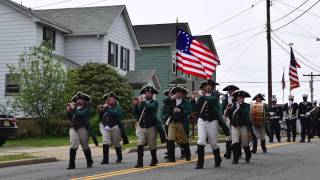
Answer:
[
  {"left": 123, "top": 139, "right": 225, "bottom": 153},
  {"left": 0, "top": 157, "right": 58, "bottom": 168}
]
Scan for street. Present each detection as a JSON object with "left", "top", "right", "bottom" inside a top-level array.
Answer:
[{"left": 0, "top": 138, "right": 319, "bottom": 180}]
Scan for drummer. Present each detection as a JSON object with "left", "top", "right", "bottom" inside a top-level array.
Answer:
[{"left": 251, "top": 93, "right": 268, "bottom": 153}]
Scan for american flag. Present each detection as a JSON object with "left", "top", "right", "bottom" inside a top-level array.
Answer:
[
  {"left": 289, "top": 47, "right": 301, "bottom": 90},
  {"left": 176, "top": 28, "right": 220, "bottom": 79}
]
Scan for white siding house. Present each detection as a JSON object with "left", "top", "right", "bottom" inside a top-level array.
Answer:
[{"left": 0, "top": 0, "right": 140, "bottom": 110}]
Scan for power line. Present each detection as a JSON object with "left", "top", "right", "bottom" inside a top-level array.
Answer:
[
  {"left": 273, "top": 0, "right": 320, "bottom": 31},
  {"left": 219, "top": 80, "right": 320, "bottom": 84},
  {"left": 33, "top": 0, "right": 75, "bottom": 9},
  {"left": 78, "top": 0, "right": 110, "bottom": 7},
  {"left": 197, "top": 0, "right": 264, "bottom": 35},
  {"left": 276, "top": 0, "right": 320, "bottom": 19},
  {"left": 272, "top": 32, "right": 320, "bottom": 70},
  {"left": 271, "top": 34, "right": 320, "bottom": 73},
  {"left": 272, "top": 0, "right": 310, "bottom": 24}
]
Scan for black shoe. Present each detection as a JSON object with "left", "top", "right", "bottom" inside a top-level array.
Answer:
[
  {"left": 261, "top": 140, "right": 267, "bottom": 153},
  {"left": 183, "top": 143, "right": 191, "bottom": 161},
  {"left": 135, "top": 145, "right": 144, "bottom": 168},
  {"left": 150, "top": 149, "right": 158, "bottom": 166},
  {"left": 195, "top": 145, "right": 205, "bottom": 169},
  {"left": 287, "top": 138, "right": 291, "bottom": 142},
  {"left": 213, "top": 148, "right": 222, "bottom": 167},
  {"left": 84, "top": 149, "right": 93, "bottom": 168},
  {"left": 243, "top": 146, "right": 251, "bottom": 163},
  {"left": 232, "top": 143, "right": 241, "bottom": 164},
  {"left": 166, "top": 140, "right": 176, "bottom": 162},
  {"left": 101, "top": 144, "right": 109, "bottom": 164},
  {"left": 293, "top": 138, "right": 296, "bottom": 142},
  {"left": 115, "top": 147, "right": 122, "bottom": 163},
  {"left": 251, "top": 139, "right": 257, "bottom": 153},
  {"left": 67, "top": 148, "right": 77, "bottom": 170},
  {"left": 224, "top": 140, "right": 232, "bottom": 159}
]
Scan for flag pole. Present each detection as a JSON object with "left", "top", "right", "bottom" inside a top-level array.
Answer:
[
  {"left": 175, "top": 17, "right": 179, "bottom": 87},
  {"left": 282, "top": 67, "right": 285, "bottom": 104}
]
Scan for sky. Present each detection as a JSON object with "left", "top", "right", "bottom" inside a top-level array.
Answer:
[{"left": 13, "top": 0, "right": 320, "bottom": 103}]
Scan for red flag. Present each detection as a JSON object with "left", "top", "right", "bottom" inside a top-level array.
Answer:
[{"left": 289, "top": 47, "right": 300, "bottom": 90}]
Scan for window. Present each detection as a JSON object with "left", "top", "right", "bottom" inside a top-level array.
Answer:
[
  {"left": 43, "top": 27, "right": 56, "bottom": 49},
  {"left": 108, "top": 41, "right": 118, "bottom": 67},
  {"left": 5, "top": 74, "right": 20, "bottom": 96},
  {"left": 120, "top": 47, "right": 130, "bottom": 71}
]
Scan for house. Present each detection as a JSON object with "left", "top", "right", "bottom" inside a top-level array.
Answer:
[
  {"left": 0, "top": 0, "right": 140, "bottom": 107},
  {"left": 133, "top": 23, "right": 218, "bottom": 115}
]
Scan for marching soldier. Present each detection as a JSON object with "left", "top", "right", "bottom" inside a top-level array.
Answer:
[
  {"left": 221, "top": 85, "right": 239, "bottom": 159},
  {"left": 66, "top": 92, "right": 94, "bottom": 170},
  {"left": 283, "top": 95, "right": 299, "bottom": 142},
  {"left": 298, "top": 94, "right": 313, "bottom": 142},
  {"left": 310, "top": 101, "right": 319, "bottom": 138},
  {"left": 165, "top": 86, "right": 192, "bottom": 162},
  {"left": 226, "top": 90, "right": 255, "bottom": 164},
  {"left": 251, "top": 93, "right": 267, "bottom": 153},
  {"left": 133, "top": 85, "right": 166, "bottom": 168},
  {"left": 98, "top": 92, "right": 128, "bottom": 164},
  {"left": 161, "top": 87, "right": 186, "bottom": 159},
  {"left": 191, "top": 79, "right": 224, "bottom": 169},
  {"left": 268, "top": 95, "right": 283, "bottom": 143}
]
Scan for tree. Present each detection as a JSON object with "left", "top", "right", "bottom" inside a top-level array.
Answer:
[
  {"left": 8, "top": 43, "right": 72, "bottom": 136},
  {"left": 69, "top": 63, "right": 133, "bottom": 118}
]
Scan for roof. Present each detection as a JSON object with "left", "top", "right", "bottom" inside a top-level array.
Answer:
[
  {"left": 2, "top": 0, "right": 71, "bottom": 33},
  {"left": 133, "top": 23, "right": 191, "bottom": 47},
  {"left": 34, "top": 5, "right": 125, "bottom": 36},
  {"left": 125, "top": 70, "right": 161, "bottom": 90}
]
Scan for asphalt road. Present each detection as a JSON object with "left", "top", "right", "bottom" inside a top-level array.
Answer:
[{"left": 0, "top": 138, "right": 319, "bottom": 180}]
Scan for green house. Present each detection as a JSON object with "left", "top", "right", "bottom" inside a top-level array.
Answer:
[{"left": 132, "top": 23, "right": 218, "bottom": 117}]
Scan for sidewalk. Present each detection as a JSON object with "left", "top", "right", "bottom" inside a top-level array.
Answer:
[{"left": 0, "top": 145, "right": 111, "bottom": 161}]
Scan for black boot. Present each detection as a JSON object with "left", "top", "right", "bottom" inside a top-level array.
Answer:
[
  {"left": 243, "top": 146, "right": 251, "bottom": 163},
  {"left": 180, "top": 145, "right": 186, "bottom": 159},
  {"left": 150, "top": 149, "right": 158, "bottom": 166},
  {"left": 67, "top": 148, "right": 77, "bottom": 170},
  {"left": 251, "top": 138, "right": 257, "bottom": 153},
  {"left": 213, "top": 148, "right": 222, "bottom": 167},
  {"left": 195, "top": 145, "right": 205, "bottom": 169},
  {"left": 224, "top": 140, "right": 232, "bottom": 159},
  {"left": 166, "top": 140, "right": 175, "bottom": 162},
  {"left": 183, "top": 143, "right": 191, "bottom": 161},
  {"left": 115, "top": 147, "right": 122, "bottom": 163},
  {"left": 101, "top": 144, "right": 109, "bottom": 164},
  {"left": 232, "top": 143, "right": 241, "bottom": 164},
  {"left": 134, "top": 145, "right": 144, "bottom": 168},
  {"left": 261, "top": 140, "right": 267, "bottom": 153},
  {"left": 84, "top": 149, "right": 93, "bottom": 168}
]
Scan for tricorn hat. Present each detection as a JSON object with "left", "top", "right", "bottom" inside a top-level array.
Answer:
[
  {"left": 288, "top": 95, "right": 294, "bottom": 99},
  {"left": 163, "top": 87, "right": 174, "bottom": 96},
  {"left": 171, "top": 86, "right": 188, "bottom": 94},
  {"left": 200, "top": 79, "right": 219, "bottom": 88},
  {"left": 252, "top": 93, "right": 266, "bottom": 101},
  {"left": 103, "top": 91, "right": 120, "bottom": 100},
  {"left": 232, "top": 90, "right": 251, "bottom": 98},
  {"left": 71, "top": 92, "right": 92, "bottom": 103},
  {"left": 140, "top": 85, "right": 159, "bottom": 94},
  {"left": 222, "top": 85, "right": 239, "bottom": 91}
]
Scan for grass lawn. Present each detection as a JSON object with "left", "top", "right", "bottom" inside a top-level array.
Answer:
[{"left": 0, "top": 154, "right": 35, "bottom": 162}]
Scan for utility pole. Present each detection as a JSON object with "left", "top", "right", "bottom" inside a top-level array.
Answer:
[
  {"left": 303, "top": 72, "right": 320, "bottom": 102},
  {"left": 267, "top": 0, "right": 272, "bottom": 105}
]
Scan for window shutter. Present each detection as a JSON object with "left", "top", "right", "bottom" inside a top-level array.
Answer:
[
  {"left": 115, "top": 44, "right": 118, "bottom": 67},
  {"left": 108, "top": 41, "right": 112, "bottom": 65},
  {"left": 126, "top": 49, "right": 130, "bottom": 71},
  {"left": 120, "top": 47, "right": 124, "bottom": 69}
]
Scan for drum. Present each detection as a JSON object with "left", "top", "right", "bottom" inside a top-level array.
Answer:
[{"left": 250, "top": 102, "right": 266, "bottom": 127}]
